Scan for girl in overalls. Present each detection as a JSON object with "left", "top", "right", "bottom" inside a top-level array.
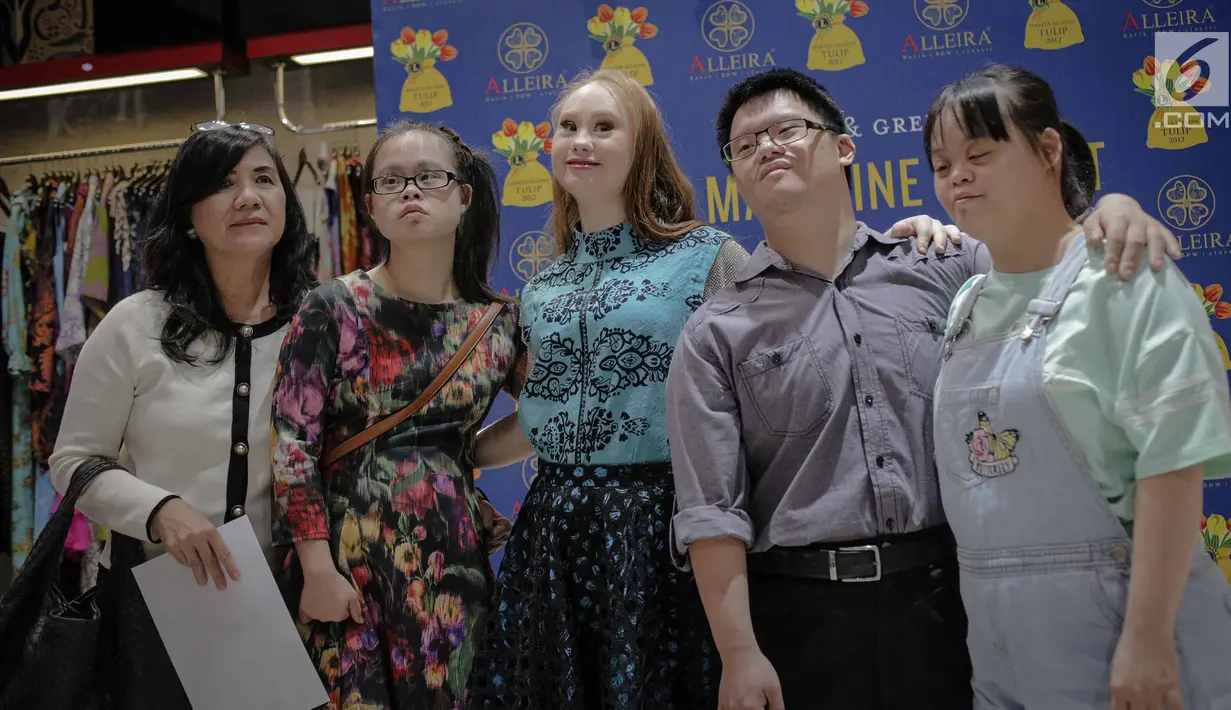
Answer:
[{"left": 924, "top": 64, "right": 1231, "bottom": 710}]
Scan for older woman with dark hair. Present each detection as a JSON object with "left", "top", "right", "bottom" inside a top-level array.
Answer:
[{"left": 48, "top": 122, "right": 317, "bottom": 583}]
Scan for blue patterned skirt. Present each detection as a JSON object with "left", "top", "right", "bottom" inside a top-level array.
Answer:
[{"left": 469, "top": 461, "right": 720, "bottom": 709}]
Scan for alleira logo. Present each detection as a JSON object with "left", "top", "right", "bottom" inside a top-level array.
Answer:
[
  {"left": 690, "top": 1, "right": 777, "bottom": 80},
  {"left": 902, "top": 0, "right": 992, "bottom": 59},
  {"left": 486, "top": 22, "right": 569, "bottom": 101},
  {"left": 1123, "top": 2, "right": 1218, "bottom": 39}
]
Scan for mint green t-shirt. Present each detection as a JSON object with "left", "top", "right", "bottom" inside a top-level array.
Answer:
[{"left": 948, "top": 244, "right": 1231, "bottom": 527}]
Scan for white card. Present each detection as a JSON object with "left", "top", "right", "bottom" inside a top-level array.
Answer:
[{"left": 132, "top": 516, "right": 328, "bottom": 710}]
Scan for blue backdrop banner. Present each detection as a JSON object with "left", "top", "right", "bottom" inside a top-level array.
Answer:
[{"left": 370, "top": 0, "right": 1229, "bottom": 577}]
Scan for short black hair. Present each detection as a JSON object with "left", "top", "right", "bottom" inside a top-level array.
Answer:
[
  {"left": 715, "top": 68, "right": 851, "bottom": 181},
  {"left": 923, "top": 64, "right": 1096, "bottom": 219},
  {"left": 143, "top": 127, "right": 317, "bottom": 365}
]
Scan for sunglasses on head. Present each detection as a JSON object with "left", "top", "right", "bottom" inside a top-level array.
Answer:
[{"left": 191, "top": 120, "right": 276, "bottom": 136}]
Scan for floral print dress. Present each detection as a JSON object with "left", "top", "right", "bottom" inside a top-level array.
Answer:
[{"left": 272, "top": 271, "right": 526, "bottom": 710}]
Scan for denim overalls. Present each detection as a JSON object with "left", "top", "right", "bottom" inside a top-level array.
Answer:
[{"left": 934, "top": 239, "right": 1231, "bottom": 709}]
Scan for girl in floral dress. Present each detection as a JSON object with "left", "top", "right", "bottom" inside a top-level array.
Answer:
[{"left": 271, "top": 121, "right": 531, "bottom": 710}]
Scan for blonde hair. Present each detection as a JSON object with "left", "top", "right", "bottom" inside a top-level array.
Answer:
[{"left": 549, "top": 69, "right": 706, "bottom": 253}]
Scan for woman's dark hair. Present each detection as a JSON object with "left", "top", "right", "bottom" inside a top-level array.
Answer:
[
  {"left": 362, "top": 120, "right": 509, "bottom": 305},
  {"left": 143, "top": 126, "right": 317, "bottom": 365},
  {"left": 923, "top": 64, "right": 1097, "bottom": 219}
]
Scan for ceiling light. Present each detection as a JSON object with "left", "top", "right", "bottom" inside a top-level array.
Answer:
[
  {"left": 289, "top": 47, "right": 374, "bottom": 66},
  {"left": 0, "top": 67, "right": 209, "bottom": 102}
]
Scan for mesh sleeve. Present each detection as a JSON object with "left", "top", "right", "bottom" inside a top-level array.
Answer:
[{"left": 702, "top": 239, "right": 751, "bottom": 301}]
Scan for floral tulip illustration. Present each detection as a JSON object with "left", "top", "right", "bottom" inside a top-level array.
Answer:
[
  {"left": 1024, "top": 0, "right": 1084, "bottom": 50},
  {"left": 588, "top": 5, "right": 656, "bottom": 86},
  {"left": 795, "top": 0, "right": 866, "bottom": 71},
  {"left": 1134, "top": 55, "right": 1208, "bottom": 150},
  {"left": 391, "top": 27, "right": 457, "bottom": 113},
  {"left": 1192, "top": 283, "right": 1231, "bottom": 370},
  {"left": 492, "top": 119, "right": 553, "bottom": 208}
]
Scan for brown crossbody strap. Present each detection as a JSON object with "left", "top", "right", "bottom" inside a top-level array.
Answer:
[{"left": 319, "top": 302, "right": 504, "bottom": 468}]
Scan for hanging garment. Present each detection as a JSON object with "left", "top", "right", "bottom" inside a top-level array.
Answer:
[
  {"left": 337, "top": 156, "right": 358, "bottom": 274},
  {"left": 0, "top": 349, "right": 11, "bottom": 558},
  {"left": 324, "top": 160, "right": 342, "bottom": 279},
  {"left": 3, "top": 187, "right": 36, "bottom": 567},
  {"left": 56, "top": 174, "right": 99, "bottom": 363},
  {"left": 30, "top": 184, "right": 60, "bottom": 538},
  {"left": 80, "top": 171, "right": 114, "bottom": 330}
]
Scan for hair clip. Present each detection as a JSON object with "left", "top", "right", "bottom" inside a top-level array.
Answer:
[{"left": 439, "top": 125, "right": 475, "bottom": 155}]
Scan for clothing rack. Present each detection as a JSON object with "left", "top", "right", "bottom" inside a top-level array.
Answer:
[
  {"left": 273, "top": 62, "right": 376, "bottom": 135},
  {"left": 0, "top": 70, "right": 228, "bottom": 167}
]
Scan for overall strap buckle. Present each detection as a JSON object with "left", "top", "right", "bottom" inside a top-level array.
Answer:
[{"left": 1021, "top": 298, "right": 1060, "bottom": 342}]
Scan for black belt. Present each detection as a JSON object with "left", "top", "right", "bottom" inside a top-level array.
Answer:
[{"left": 747, "top": 528, "right": 956, "bottom": 583}]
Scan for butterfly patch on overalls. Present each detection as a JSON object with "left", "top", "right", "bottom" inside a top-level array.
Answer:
[{"left": 965, "top": 411, "right": 1020, "bottom": 477}]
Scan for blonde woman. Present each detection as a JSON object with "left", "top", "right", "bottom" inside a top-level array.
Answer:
[{"left": 469, "top": 70, "right": 744, "bottom": 709}]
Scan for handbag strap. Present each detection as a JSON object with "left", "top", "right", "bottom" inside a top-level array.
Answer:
[
  {"left": 320, "top": 302, "right": 504, "bottom": 468},
  {"left": 0, "top": 456, "right": 117, "bottom": 641}
]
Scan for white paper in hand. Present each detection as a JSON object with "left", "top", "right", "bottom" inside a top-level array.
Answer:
[{"left": 132, "top": 516, "right": 328, "bottom": 710}]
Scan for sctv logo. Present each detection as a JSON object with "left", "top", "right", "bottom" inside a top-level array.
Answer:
[{"left": 1154, "top": 31, "right": 1229, "bottom": 129}]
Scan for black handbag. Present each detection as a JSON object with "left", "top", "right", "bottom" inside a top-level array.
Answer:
[{"left": 0, "top": 456, "right": 192, "bottom": 710}]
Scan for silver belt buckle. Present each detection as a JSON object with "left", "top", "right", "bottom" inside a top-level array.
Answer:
[{"left": 831, "top": 544, "right": 882, "bottom": 583}]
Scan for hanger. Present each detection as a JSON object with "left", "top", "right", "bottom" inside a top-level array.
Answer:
[
  {"left": 147, "top": 160, "right": 171, "bottom": 193},
  {"left": 294, "top": 147, "right": 318, "bottom": 184}
]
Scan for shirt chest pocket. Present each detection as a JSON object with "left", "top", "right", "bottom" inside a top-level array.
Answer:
[
  {"left": 736, "top": 337, "right": 834, "bottom": 437},
  {"left": 894, "top": 315, "right": 944, "bottom": 400}
]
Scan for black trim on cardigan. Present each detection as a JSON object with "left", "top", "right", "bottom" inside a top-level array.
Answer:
[
  {"left": 225, "top": 327, "right": 252, "bottom": 523},
  {"left": 146, "top": 494, "right": 182, "bottom": 543},
  {"left": 222, "top": 312, "right": 290, "bottom": 523}
]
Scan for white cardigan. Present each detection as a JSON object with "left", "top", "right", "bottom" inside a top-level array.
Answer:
[{"left": 48, "top": 289, "right": 288, "bottom": 569}]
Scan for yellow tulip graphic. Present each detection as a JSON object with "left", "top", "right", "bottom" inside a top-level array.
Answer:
[
  {"left": 493, "top": 118, "right": 553, "bottom": 208},
  {"left": 1202, "top": 513, "right": 1231, "bottom": 584},
  {"left": 797, "top": 0, "right": 866, "bottom": 72},
  {"left": 588, "top": 4, "right": 656, "bottom": 86},
  {"left": 391, "top": 25, "right": 457, "bottom": 113},
  {"left": 1138, "top": 57, "right": 1208, "bottom": 150},
  {"left": 1024, "top": 0, "right": 1084, "bottom": 50}
]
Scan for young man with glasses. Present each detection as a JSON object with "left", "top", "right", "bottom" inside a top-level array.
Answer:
[{"left": 665, "top": 68, "right": 1183, "bottom": 710}]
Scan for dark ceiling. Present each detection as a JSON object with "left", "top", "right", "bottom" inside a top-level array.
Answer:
[{"left": 95, "top": 0, "right": 371, "bottom": 53}]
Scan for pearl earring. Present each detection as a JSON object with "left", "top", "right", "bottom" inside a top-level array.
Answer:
[{"left": 187, "top": 228, "right": 198, "bottom": 240}]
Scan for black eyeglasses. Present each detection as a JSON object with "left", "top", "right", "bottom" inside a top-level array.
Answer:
[
  {"left": 722, "top": 118, "right": 833, "bottom": 163},
  {"left": 371, "top": 170, "right": 462, "bottom": 194},
  {"left": 192, "top": 120, "right": 276, "bottom": 136}
]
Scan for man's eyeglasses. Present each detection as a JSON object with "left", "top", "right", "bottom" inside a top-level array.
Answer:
[
  {"left": 192, "top": 120, "right": 276, "bottom": 136},
  {"left": 371, "top": 170, "right": 462, "bottom": 195},
  {"left": 722, "top": 118, "right": 834, "bottom": 163}
]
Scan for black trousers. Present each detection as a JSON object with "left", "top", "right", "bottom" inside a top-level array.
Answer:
[{"left": 749, "top": 556, "right": 973, "bottom": 710}]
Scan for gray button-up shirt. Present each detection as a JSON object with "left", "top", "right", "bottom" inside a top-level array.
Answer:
[{"left": 666, "top": 222, "right": 991, "bottom": 553}]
